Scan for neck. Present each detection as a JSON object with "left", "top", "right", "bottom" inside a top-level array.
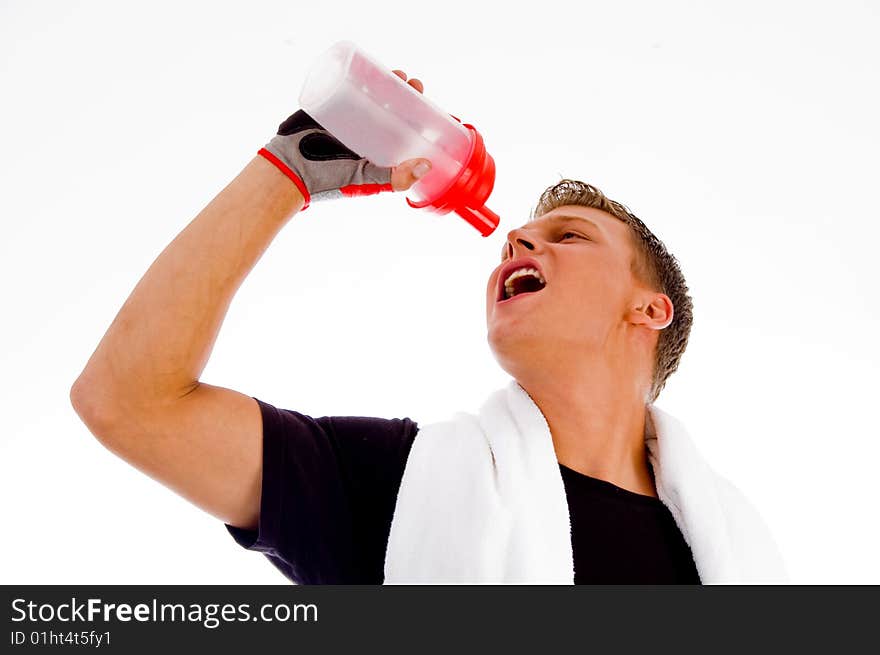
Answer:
[{"left": 515, "top": 361, "right": 657, "bottom": 498}]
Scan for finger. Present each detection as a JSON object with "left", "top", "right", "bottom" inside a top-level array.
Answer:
[
  {"left": 408, "top": 78, "right": 424, "bottom": 94},
  {"left": 391, "top": 158, "right": 432, "bottom": 192}
]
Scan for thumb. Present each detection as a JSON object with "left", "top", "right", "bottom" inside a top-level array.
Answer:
[{"left": 391, "top": 158, "right": 432, "bottom": 192}]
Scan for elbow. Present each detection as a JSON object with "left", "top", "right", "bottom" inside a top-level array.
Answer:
[{"left": 70, "top": 374, "right": 122, "bottom": 441}]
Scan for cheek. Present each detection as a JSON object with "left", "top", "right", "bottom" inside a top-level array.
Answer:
[{"left": 555, "top": 269, "right": 626, "bottom": 318}]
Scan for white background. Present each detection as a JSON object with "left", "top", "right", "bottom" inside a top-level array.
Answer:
[{"left": 1, "top": 0, "right": 878, "bottom": 584}]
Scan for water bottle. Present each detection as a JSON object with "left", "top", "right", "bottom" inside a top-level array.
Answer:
[{"left": 299, "top": 41, "right": 500, "bottom": 236}]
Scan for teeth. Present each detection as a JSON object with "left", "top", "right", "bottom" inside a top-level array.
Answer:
[
  {"left": 504, "top": 267, "right": 545, "bottom": 284},
  {"left": 502, "top": 267, "right": 546, "bottom": 299}
]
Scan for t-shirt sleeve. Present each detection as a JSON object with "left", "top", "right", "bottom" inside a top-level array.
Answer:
[{"left": 224, "top": 397, "right": 418, "bottom": 584}]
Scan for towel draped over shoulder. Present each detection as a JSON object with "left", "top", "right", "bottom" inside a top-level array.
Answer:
[{"left": 384, "top": 380, "right": 788, "bottom": 584}]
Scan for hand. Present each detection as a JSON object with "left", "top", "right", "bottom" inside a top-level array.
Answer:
[{"left": 257, "top": 68, "right": 432, "bottom": 209}]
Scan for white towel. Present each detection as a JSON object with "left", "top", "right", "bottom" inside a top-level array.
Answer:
[{"left": 384, "top": 379, "right": 788, "bottom": 584}]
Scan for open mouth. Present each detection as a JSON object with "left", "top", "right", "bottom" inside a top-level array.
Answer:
[{"left": 498, "top": 263, "right": 547, "bottom": 302}]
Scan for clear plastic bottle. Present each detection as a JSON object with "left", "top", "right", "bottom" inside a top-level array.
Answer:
[{"left": 299, "top": 41, "right": 499, "bottom": 236}]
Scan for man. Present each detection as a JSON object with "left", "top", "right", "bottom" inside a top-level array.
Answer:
[{"left": 70, "top": 71, "right": 786, "bottom": 584}]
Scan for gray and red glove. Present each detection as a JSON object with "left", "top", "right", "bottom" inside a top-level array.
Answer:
[{"left": 258, "top": 110, "right": 428, "bottom": 209}]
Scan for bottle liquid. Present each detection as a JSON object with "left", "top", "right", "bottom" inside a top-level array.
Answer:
[{"left": 299, "top": 41, "right": 500, "bottom": 236}]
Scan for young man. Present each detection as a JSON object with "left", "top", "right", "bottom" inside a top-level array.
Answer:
[{"left": 71, "top": 72, "right": 786, "bottom": 584}]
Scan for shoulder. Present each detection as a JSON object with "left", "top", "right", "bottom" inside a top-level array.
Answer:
[
  {"left": 256, "top": 398, "right": 418, "bottom": 449},
  {"left": 254, "top": 397, "right": 420, "bottom": 498},
  {"left": 647, "top": 404, "right": 790, "bottom": 583}
]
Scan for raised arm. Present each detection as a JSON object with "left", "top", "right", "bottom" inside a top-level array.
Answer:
[{"left": 70, "top": 71, "right": 429, "bottom": 530}]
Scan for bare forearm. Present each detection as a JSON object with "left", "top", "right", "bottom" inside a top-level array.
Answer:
[{"left": 73, "top": 155, "right": 304, "bottom": 414}]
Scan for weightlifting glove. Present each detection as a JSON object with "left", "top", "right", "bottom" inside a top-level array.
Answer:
[{"left": 258, "top": 110, "right": 402, "bottom": 209}]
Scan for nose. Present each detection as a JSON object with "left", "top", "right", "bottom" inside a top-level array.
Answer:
[{"left": 503, "top": 227, "right": 536, "bottom": 259}]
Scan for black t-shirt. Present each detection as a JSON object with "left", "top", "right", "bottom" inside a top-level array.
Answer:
[{"left": 225, "top": 398, "right": 701, "bottom": 584}]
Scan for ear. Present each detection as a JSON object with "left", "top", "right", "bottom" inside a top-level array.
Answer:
[{"left": 627, "top": 292, "right": 674, "bottom": 331}]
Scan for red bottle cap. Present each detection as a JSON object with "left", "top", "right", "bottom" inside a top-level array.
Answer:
[{"left": 406, "top": 124, "right": 500, "bottom": 237}]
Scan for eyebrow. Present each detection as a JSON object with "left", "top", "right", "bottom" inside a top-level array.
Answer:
[
  {"left": 532, "top": 214, "right": 603, "bottom": 232},
  {"left": 500, "top": 214, "right": 603, "bottom": 259}
]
